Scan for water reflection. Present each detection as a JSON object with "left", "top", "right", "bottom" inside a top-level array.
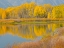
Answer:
[{"left": 0, "top": 23, "right": 64, "bottom": 40}]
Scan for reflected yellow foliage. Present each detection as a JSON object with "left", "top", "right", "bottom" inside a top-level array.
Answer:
[
  {"left": 52, "top": 24, "right": 61, "bottom": 32},
  {"left": 0, "top": 25, "right": 6, "bottom": 35},
  {"left": 34, "top": 25, "right": 46, "bottom": 36},
  {"left": 0, "top": 23, "right": 64, "bottom": 39}
]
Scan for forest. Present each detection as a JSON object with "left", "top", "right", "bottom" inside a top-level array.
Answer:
[{"left": 0, "top": 2, "right": 64, "bottom": 19}]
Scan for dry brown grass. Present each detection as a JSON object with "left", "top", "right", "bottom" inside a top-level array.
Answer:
[
  {"left": 54, "top": 27, "right": 64, "bottom": 36},
  {"left": 11, "top": 41, "right": 43, "bottom": 48},
  {"left": 6, "top": 36, "right": 64, "bottom": 48}
]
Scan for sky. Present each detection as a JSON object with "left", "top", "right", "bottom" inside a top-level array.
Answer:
[{"left": 0, "top": 0, "right": 64, "bottom": 8}]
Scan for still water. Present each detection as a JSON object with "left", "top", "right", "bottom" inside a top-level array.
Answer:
[{"left": 0, "top": 23, "right": 64, "bottom": 48}]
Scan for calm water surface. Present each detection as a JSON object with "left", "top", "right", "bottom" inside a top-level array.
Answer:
[{"left": 0, "top": 23, "right": 64, "bottom": 48}]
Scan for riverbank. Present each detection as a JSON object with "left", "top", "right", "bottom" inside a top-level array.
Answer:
[
  {"left": 0, "top": 18, "right": 64, "bottom": 22},
  {"left": 0, "top": 18, "right": 64, "bottom": 25}
]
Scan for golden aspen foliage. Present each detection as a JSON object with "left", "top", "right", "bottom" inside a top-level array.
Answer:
[
  {"left": 19, "top": 3, "right": 30, "bottom": 18},
  {"left": 6, "top": 7, "right": 19, "bottom": 19},
  {"left": 59, "top": 5, "right": 64, "bottom": 18},
  {"left": 16, "top": 2, "right": 36, "bottom": 18},
  {"left": 22, "top": 2, "right": 29, "bottom": 10},
  {"left": 34, "top": 6, "right": 46, "bottom": 18},
  {"left": 52, "top": 6, "right": 61, "bottom": 18},
  {"left": 43, "top": 4, "right": 53, "bottom": 18},
  {"left": 5, "top": 7, "right": 15, "bottom": 19},
  {"left": 6, "top": 7, "right": 14, "bottom": 14},
  {"left": 52, "top": 5, "right": 64, "bottom": 18},
  {"left": 0, "top": 3, "right": 64, "bottom": 19},
  {"left": 0, "top": 8, "right": 4, "bottom": 19},
  {"left": 2, "top": 10, "right": 6, "bottom": 19},
  {"left": 48, "top": 12, "right": 51, "bottom": 18},
  {"left": 28, "top": 2, "right": 36, "bottom": 17},
  {"left": 29, "top": 2, "right": 36, "bottom": 9},
  {"left": 43, "top": 4, "right": 53, "bottom": 12}
]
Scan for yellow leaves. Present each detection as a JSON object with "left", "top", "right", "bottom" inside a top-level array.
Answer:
[
  {"left": 6, "top": 7, "right": 14, "bottom": 12},
  {"left": 22, "top": 3, "right": 29, "bottom": 10},
  {"left": 34, "top": 6, "right": 46, "bottom": 17},
  {"left": 0, "top": 8, "right": 4, "bottom": 14},
  {"left": 2, "top": 10, "right": 6, "bottom": 19},
  {"left": 0, "top": 8, "right": 7, "bottom": 19},
  {"left": 0, "top": 8, "right": 4, "bottom": 18},
  {"left": 52, "top": 8, "right": 55, "bottom": 18},
  {"left": 29, "top": 2, "right": 36, "bottom": 9},
  {"left": 48, "top": 12, "right": 51, "bottom": 18},
  {"left": 0, "top": 3, "right": 64, "bottom": 19},
  {"left": 43, "top": 4, "right": 53, "bottom": 12},
  {"left": 29, "top": 11, "right": 33, "bottom": 16},
  {"left": 52, "top": 5, "right": 64, "bottom": 18}
]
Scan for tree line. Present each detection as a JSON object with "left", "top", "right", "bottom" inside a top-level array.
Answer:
[{"left": 0, "top": 2, "right": 64, "bottom": 19}]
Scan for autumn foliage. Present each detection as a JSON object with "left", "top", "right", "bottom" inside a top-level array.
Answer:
[{"left": 0, "top": 2, "right": 64, "bottom": 19}]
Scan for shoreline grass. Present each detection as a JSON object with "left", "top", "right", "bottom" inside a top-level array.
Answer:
[
  {"left": 0, "top": 18, "right": 64, "bottom": 24},
  {"left": 0, "top": 20, "right": 64, "bottom": 25}
]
